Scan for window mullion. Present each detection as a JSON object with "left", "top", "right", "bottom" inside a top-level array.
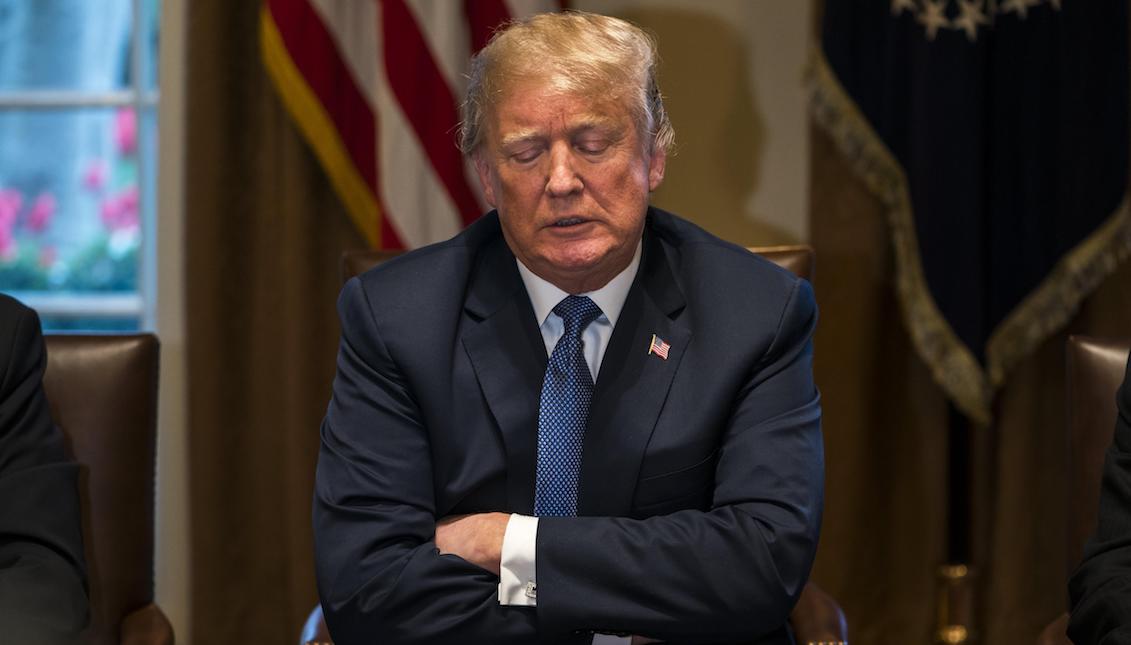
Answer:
[{"left": 0, "top": 91, "right": 138, "bottom": 108}]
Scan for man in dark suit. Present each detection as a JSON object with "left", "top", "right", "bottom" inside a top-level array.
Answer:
[
  {"left": 0, "top": 294, "right": 88, "bottom": 643},
  {"left": 1069, "top": 352, "right": 1131, "bottom": 643},
  {"left": 314, "top": 11, "right": 822, "bottom": 644}
]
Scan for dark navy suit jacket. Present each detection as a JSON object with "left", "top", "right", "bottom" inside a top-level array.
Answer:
[
  {"left": 0, "top": 294, "right": 88, "bottom": 643},
  {"left": 314, "top": 209, "right": 823, "bottom": 644}
]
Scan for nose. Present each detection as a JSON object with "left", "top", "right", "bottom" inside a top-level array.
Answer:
[{"left": 545, "top": 142, "right": 583, "bottom": 197}]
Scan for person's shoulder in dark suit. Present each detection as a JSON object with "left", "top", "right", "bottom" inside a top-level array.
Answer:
[
  {"left": 1069, "top": 352, "right": 1131, "bottom": 643},
  {"left": 0, "top": 293, "right": 89, "bottom": 643}
]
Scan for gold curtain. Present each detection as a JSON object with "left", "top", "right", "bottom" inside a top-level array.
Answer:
[{"left": 184, "top": 1, "right": 364, "bottom": 640}]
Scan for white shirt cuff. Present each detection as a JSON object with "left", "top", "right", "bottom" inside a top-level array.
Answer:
[{"left": 497, "top": 513, "right": 538, "bottom": 606}]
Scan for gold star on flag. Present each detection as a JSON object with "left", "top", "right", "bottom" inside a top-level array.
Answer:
[
  {"left": 892, "top": 0, "right": 918, "bottom": 15},
  {"left": 953, "top": 0, "right": 990, "bottom": 41},
  {"left": 917, "top": 0, "right": 950, "bottom": 41},
  {"left": 1000, "top": 0, "right": 1040, "bottom": 19}
]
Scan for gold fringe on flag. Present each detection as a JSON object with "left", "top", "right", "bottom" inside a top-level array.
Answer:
[
  {"left": 806, "top": 45, "right": 1131, "bottom": 426},
  {"left": 986, "top": 200, "right": 1131, "bottom": 388}
]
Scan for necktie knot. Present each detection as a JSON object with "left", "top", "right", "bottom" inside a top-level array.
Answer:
[{"left": 553, "top": 295, "right": 602, "bottom": 337}]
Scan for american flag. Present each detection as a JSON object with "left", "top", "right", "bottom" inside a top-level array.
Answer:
[
  {"left": 261, "top": 0, "right": 560, "bottom": 250},
  {"left": 649, "top": 334, "right": 670, "bottom": 360}
]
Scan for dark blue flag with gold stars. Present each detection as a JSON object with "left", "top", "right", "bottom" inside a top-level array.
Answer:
[{"left": 812, "top": 0, "right": 1131, "bottom": 424}]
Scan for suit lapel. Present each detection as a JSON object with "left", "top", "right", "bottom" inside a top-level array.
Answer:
[
  {"left": 461, "top": 236, "right": 546, "bottom": 515},
  {"left": 578, "top": 226, "right": 691, "bottom": 516}
]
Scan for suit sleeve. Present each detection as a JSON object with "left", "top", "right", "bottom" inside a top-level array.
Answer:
[
  {"left": 314, "top": 279, "right": 566, "bottom": 644},
  {"left": 0, "top": 301, "right": 89, "bottom": 644},
  {"left": 1068, "top": 354, "right": 1131, "bottom": 644},
  {"left": 536, "top": 278, "right": 823, "bottom": 643}
]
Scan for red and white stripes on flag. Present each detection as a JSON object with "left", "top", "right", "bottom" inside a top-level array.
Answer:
[{"left": 260, "top": 0, "right": 561, "bottom": 250}]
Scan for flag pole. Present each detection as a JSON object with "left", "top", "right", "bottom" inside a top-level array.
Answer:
[{"left": 936, "top": 405, "right": 977, "bottom": 644}]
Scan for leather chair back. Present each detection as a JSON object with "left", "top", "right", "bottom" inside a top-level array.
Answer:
[
  {"left": 340, "top": 250, "right": 401, "bottom": 284},
  {"left": 1066, "top": 335, "right": 1131, "bottom": 575},
  {"left": 751, "top": 245, "right": 814, "bottom": 282},
  {"left": 43, "top": 334, "right": 168, "bottom": 645},
  {"left": 339, "top": 245, "right": 815, "bottom": 284}
]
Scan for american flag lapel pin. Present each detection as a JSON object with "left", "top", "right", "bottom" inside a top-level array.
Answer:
[{"left": 648, "top": 333, "right": 671, "bottom": 360}]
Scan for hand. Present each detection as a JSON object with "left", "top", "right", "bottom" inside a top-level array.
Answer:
[{"left": 434, "top": 512, "right": 510, "bottom": 575}]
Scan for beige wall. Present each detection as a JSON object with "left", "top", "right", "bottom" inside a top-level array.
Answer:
[{"left": 573, "top": 0, "right": 813, "bottom": 245}]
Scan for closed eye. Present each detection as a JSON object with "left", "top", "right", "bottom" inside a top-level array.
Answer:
[
  {"left": 506, "top": 144, "right": 543, "bottom": 164},
  {"left": 575, "top": 139, "right": 610, "bottom": 156}
]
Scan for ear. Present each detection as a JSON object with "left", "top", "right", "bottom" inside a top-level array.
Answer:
[
  {"left": 647, "top": 145, "right": 667, "bottom": 192},
  {"left": 474, "top": 152, "right": 498, "bottom": 208}
]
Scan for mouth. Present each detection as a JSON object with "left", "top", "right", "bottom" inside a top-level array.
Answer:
[{"left": 549, "top": 217, "right": 589, "bottom": 228}]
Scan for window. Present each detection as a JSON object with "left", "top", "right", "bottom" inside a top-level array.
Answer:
[{"left": 0, "top": 0, "right": 160, "bottom": 331}]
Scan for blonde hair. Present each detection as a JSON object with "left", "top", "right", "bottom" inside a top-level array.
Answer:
[{"left": 459, "top": 11, "right": 674, "bottom": 156}]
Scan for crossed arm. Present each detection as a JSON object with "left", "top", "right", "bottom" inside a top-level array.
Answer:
[{"left": 434, "top": 515, "right": 657, "bottom": 645}]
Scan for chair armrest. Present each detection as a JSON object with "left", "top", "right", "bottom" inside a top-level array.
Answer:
[
  {"left": 120, "top": 602, "right": 174, "bottom": 645},
  {"left": 790, "top": 582, "right": 848, "bottom": 645},
  {"left": 1036, "top": 613, "right": 1070, "bottom": 645}
]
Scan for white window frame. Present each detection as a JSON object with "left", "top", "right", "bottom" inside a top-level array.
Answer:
[{"left": 0, "top": 0, "right": 160, "bottom": 330}]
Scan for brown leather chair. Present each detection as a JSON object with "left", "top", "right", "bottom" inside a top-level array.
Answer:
[
  {"left": 340, "top": 249, "right": 402, "bottom": 284},
  {"left": 43, "top": 334, "right": 173, "bottom": 645},
  {"left": 306, "top": 245, "right": 847, "bottom": 645},
  {"left": 1036, "top": 335, "right": 1131, "bottom": 645}
]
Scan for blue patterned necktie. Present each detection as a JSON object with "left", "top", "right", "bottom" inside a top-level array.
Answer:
[{"left": 534, "top": 295, "right": 603, "bottom": 517}]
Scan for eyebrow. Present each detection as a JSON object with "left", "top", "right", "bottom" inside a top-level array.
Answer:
[
  {"left": 499, "top": 116, "right": 624, "bottom": 148},
  {"left": 500, "top": 130, "right": 542, "bottom": 148}
]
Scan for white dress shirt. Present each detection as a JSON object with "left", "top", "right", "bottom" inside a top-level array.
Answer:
[{"left": 497, "top": 241, "right": 642, "bottom": 645}]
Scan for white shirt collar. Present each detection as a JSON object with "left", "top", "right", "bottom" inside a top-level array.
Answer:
[{"left": 515, "top": 240, "right": 642, "bottom": 328}]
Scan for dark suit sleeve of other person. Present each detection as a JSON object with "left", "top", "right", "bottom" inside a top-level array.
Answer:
[
  {"left": 0, "top": 294, "right": 88, "bottom": 643},
  {"left": 1069, "top": 353, "right": 1131, "bottom": 644}
]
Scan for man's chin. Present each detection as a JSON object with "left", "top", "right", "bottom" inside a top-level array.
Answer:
[
  {"left": 543, "top": 249, "right": 607, "bottom": 276},
  {"left": 538, "top": 248, "right": 633, "bottom": 292}
]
